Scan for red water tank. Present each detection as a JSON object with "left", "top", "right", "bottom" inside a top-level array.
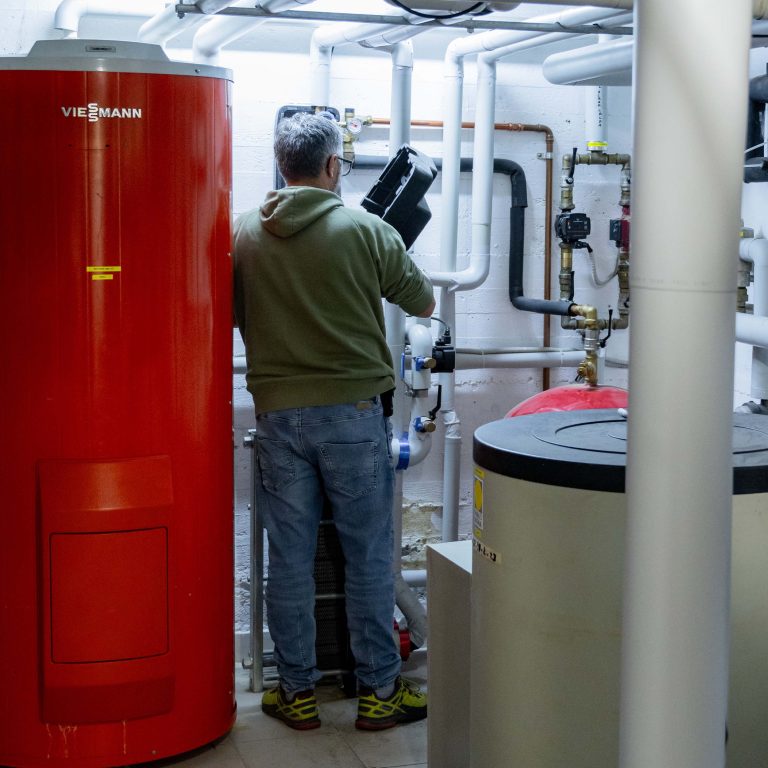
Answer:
[
  {"left": 0, "top": 40, "right": 234, "bottom": 766},
  {"left": 506, "top": 384, "right": 629, "bottom": 417}
]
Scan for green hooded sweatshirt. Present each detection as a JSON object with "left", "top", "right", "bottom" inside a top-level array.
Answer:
[{"left": 233, "top": 187, "right": 434, "bottom": 413}]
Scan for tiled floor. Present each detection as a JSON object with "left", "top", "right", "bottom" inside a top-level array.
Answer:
[{"left": 146, "top": 652, "right": 428, "bottom": 768}]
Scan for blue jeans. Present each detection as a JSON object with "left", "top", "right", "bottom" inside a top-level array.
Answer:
[{"left": 254, "top": 398, "right": 401, "bottom": 694}]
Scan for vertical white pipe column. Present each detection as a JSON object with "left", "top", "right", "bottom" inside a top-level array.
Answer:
[
  {"left": 383, "top": 41, "right": 413, "bottom": 563},
  {"left": 621, "top": 2, "right": 751, "bottom": 767},
  {"left": 585, "top": 85, "right": 607, "bottom": 151},
  {"left": 387, "top": 41, "right": 413, "bottom": 151}
]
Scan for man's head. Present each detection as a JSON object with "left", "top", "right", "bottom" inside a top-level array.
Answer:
[{"left": 274, "top": 112, "right": 345, "bottom": 193}]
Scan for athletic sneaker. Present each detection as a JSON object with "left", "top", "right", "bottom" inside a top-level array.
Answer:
[
  {"left": 261, "top": 685, "right": 321, "bottom": 730},
  {"left": 355, "top": 677, "right": 427, "bottom": 731}
]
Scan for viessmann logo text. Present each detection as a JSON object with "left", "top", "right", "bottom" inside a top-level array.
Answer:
[{"left": 61, "top": 102, "right": 143, "bottom": 122}]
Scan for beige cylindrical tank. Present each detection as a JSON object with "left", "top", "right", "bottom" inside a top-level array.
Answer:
[{"left": 471, "top": 410, "right": 768, "bottom": 768}]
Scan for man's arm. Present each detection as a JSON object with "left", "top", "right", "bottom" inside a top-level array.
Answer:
[{"left": 415, "top": 297, "right": 436, "bottom": 318}]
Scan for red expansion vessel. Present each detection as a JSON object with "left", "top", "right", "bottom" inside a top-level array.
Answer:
[{"left": 0, "top": 40, "right": 234, "bottom": 766}]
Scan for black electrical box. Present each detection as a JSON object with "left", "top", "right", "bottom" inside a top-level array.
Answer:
[
  {"left": 361, "top": 145, "right": 438, "bottom": 249},
  {"left": 555, "top": 212, "right": 591, "bottom": 243}
]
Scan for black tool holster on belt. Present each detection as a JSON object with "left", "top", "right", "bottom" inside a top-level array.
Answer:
[{"left": 380, "top": 388, "right": 395, "bottom": 418}]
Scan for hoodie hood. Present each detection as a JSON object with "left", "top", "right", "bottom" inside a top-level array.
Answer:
[{"left": 260, "top": 187, "right": 344, "bottom": 239}]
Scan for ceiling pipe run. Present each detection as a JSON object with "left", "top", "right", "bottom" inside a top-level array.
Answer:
[
  {"left": 192, "top": 0, "right": 315, "bottom": 65},
  {"left": 139, "top": 3, "right": 211, "bottom": 45},
  {"left": 54, "top": 0, "right": 166, "bottom": 38},
  {"left": 513, "top": 0, "right": 768, "bottom": 16},
  {"left": 544, "top": 18, "right": 768, "bottom": 83},
  {"left": 620, "top": 1, "right": 751, "bottom": 767}
]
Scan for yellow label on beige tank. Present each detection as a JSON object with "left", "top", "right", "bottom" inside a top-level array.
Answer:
[{"left": 473, "top": 468, "right": 484, "bottom": 538}]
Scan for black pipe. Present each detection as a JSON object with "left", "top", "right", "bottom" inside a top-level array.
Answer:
[
  {"left": 356, "top": 154, "right": 571, "bottom": 316},
  {"left": 745, "top": 73, "right": 768, "bottom": 182}
]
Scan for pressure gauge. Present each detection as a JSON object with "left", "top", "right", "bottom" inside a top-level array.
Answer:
[{"left": 347, "top": 116, "right": 364, "bottom": 136}]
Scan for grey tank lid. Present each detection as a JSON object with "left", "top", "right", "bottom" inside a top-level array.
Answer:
[
  {"left": 0, "top": 39, "right": 232, "bottom": 80},
  {"left": 474, "top": 410, "right": 768, "bottom": 494}
]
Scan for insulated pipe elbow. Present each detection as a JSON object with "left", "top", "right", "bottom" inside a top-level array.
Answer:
[
  {"left": 386, "top": 39, "right": 414, "bottom": 69},
  {"left": 428, "top": 256, "right": 490, "bottom": 292},
  {"left": 55, "top": 0, "right": 89, "bottom": 34},
  {"left": 309, "top": 19, "right": 419, "bottom": 106},
  {"left": 394, "top": 573, "right": 427, "bottom": 648},
  {"left": 193, "top": 15, "right": 263, "bottom": 64},
  {"left": 57, "top": 0, "right": 166, "bottom": 37},
  {"left": 740, "top": 235, "right": 768, "bottom": 265}
]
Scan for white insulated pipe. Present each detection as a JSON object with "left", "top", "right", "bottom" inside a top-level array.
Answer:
[
  {"left": 543, "top": 37, "right": 634, "bottom": 85},
  {"left": 621, "top": 3, "right": 751, "bottom": 768},
  {"left": 55, "top": 0, "right": 167, "bottom": 38},
  {"left": 433, "top": 6, "right": 627, "bottom": 544},
  {"left": 192, "top": 0, "right": 311, "bottom": 65},
  {"left": 739, "top": 237, "right": 768, "bottom": 398},
  {"left": 386, "top": 41, "right": 413, "bottom": 152},
  {"left": 735, "top": 312, "right": 768, "bottom": 347},
  {"left": 310, "top": 24, "right": 399, "bottom": 106},
  {"left": 585, "top": 85, "right": 608, "bottom": 151},
  {"left": 438, "top": 6, "right": 630, "bottom": 283},
  {"left": 309, "top": 19, "right": 425, "bottom": 107},
  {"left": 455, "top": 350, "right": 583, "bottom": 369},
  {"left": 510, "top": 0, "right": 631, "bottom": 6},
  {"left": 138, "top": 4, "right": 209, "bottom": 46}
]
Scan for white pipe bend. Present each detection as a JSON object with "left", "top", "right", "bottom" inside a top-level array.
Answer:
[
  {"left": 192, "top": 0, "right": 314, "bottom": 64},
  {"left": 428, "top": 254, "right": 490, "bottom": 292},
  {"left": 55, "top": 0, "right": 165, "bottom": 37}
]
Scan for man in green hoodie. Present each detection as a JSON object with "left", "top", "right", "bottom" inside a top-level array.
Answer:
[{"left": 233, "top": 112, "right": 435, "bottom": 732}]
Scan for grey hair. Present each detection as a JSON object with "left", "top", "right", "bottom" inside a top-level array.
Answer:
[{"left": 274, "top": 112, "right": 342, "bottom": 181}]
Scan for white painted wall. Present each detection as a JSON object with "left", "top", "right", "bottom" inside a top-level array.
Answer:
[{"left": 2, "top": 2, "right": 760, "bottom": 632}]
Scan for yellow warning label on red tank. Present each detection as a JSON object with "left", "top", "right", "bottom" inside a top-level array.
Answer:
[
  {"left": 473, "top": 468, "right": 484, "bottom": 538},
  {"left": 87, "top": 266, "right": 121, "bottom": 272},
  {"left": 473, "top": 537, "right": 500, "bottom": 565},
  {"left": 90, "top": 274, "right": 114, "bottom": 281}
]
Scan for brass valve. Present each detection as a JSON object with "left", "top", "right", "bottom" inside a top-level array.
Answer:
[{"left": 415, "top": 417, "right": 436, "bottom": 434}]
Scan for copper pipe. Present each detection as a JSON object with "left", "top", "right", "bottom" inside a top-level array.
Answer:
[{"left": 371, "top": 117, "right": 555, "bottom": 389}]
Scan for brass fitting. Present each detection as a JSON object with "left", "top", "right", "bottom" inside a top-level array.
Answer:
[
  {"left": 560, "top": 153, "right": 575, "bottom": 211},
  {"left": 577, "top": 353, "right": 599, "bottom": 387},
  {"left": 570, "top": 304, "right": 600, "bottom": 386},
  {"left": 559, "top": 243, "right": 574, "bottom": 301},
  {"left": 570, "top": 303, "right": 598, "bottom": 325}
]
